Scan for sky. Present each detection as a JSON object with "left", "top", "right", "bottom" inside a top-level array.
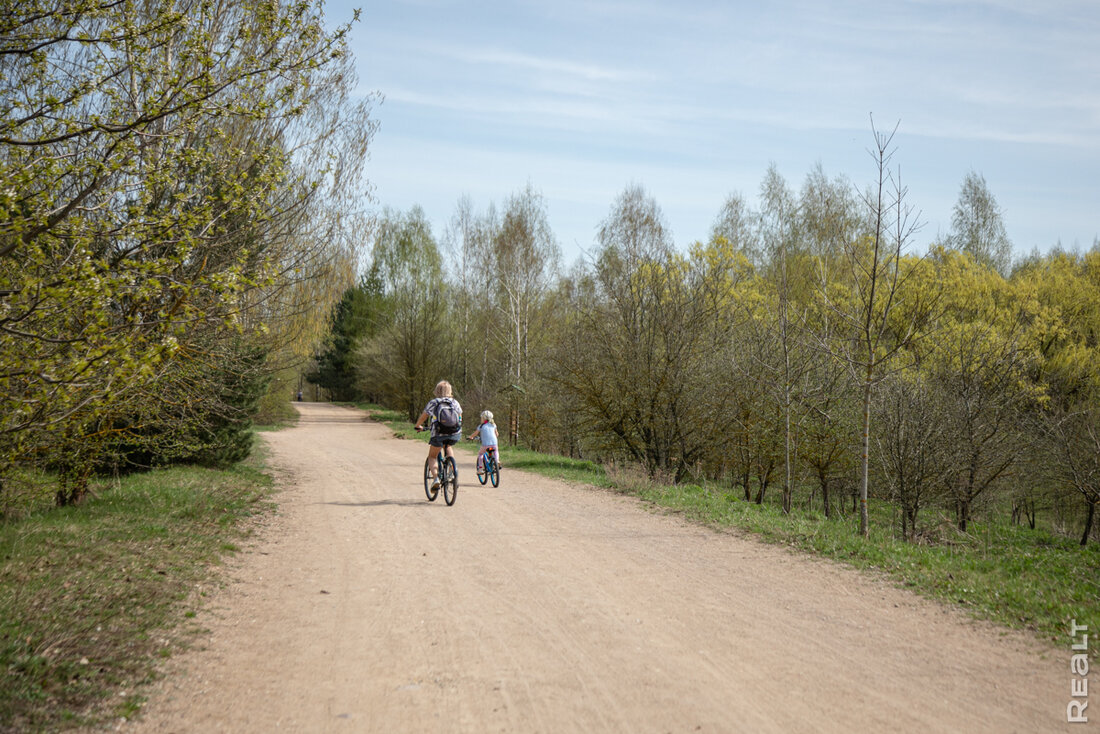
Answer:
[{"left": 327, "top": 0, "right": 1099, "bottom": 265}]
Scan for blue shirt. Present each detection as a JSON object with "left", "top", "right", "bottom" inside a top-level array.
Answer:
[{"left": 476, "top": 422, "right": 498, "bottom": 447}]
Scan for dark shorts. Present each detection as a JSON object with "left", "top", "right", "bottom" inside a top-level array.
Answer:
[{"left": 429, "top": 432, "right": 461, "bottom": 448}]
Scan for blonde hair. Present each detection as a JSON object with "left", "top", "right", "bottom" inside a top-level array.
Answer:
[
  {"left": 433, "top": 380, "right": 453, "bottom": 398},
  {"left": 480, "top": 410, "right": 495, "bottom": 425}
]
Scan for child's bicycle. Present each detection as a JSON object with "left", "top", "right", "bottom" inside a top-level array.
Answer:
[
  {"left": 416, "top": 428, "right": 458, "bottom": 505},
  {"left": 476, "top": 445, "right": 501, "bottom": 487}
]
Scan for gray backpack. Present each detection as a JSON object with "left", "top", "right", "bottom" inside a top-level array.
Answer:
[{"left": 433, "top": 398, "right": 461, "bottom": 434}]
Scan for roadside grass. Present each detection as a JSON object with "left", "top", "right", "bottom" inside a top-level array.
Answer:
[
  {"left": 0, "top": 453, "right": 275, "bottom": 732},
  {"left": 364, "top": 403, "right": 1100, "bottom": 645}
]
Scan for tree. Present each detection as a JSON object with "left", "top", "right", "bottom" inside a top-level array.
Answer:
[
  {"left": 947, "top": 171, "right": 1013, "bottom": 275},
  {"left": 710, "top": 192, "right": 760, "bottom": 265},
  {"left": 445, "top": 195, "right": 479, "bottom": 391},
  {"left": 874, "top": 373, "right": 948, "bottom": 541},
  {"left": 359, "top": 207, "right": 448, "bottom": 421},
  {"left": 756, "top": 166, "right": 803, "bottom": 513},
  {"left": 308, "top": 275, "right": 386, "bottom": 402},
  {"left": 549, "top": 185, "right": 753, "bottom": 482},
  {"left": 1019, "top": 248, "right": 1100, "bottom": 545},
  {"left": 797, "top": 165, "right": 863, "bottom": 517},
  {"left": 925, "top": 251, "right": 1040, "bottom": 531},
  {"left": 490, "top": 184, "right": 559, "bottom": 443},
  {"left": 817, "top": 121, "right": 937, "bottom": 536}
]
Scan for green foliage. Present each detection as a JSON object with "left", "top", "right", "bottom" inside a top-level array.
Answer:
[
  {"left": 308, "top": 274, "right": 386, "bottom": 402},
  {"left": 1, "top": 0, "right": 375, "bottom": 502},
  {"left": 181, "top": 341, "right": 271, "bottom": 467},
  {"left": 357, "top": 207, "right": 450, "bottom": 421}
]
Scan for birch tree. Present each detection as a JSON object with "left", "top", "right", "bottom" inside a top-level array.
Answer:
[
  {"left": 491, "top": 184, "right": 559, "bottom": 443},
  {"left": 947, "top": 171, "right": 1013, "bottom": 276}
]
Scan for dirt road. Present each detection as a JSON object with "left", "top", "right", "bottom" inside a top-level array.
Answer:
[{"left": 126, "top": 402, "right": 1077, "bottom": 733}]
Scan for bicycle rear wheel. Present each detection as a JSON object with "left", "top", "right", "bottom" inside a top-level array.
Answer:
[
  {"left": 424, "top": 457, "right": 438, "bottom": 501},
  {"left": 489, "top": 457, "right": 500, "bottom": 488},
  {"left": 443, "top": 456, "right": 458, "bottom": 506}
]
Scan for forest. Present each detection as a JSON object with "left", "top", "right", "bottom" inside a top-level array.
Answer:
[{"left": 311, "top": 130, "right": 1100, "bottom": 546}]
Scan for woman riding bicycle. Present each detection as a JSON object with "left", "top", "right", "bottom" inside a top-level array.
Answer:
[{"left": 413, "top": 380, "right": 463, "bottom": 489}]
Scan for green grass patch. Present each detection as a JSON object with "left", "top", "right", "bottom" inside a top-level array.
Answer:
[
  {"left": 365, "top": 404, "right": 1100, "bottom": 646},
  {"left": 0, "top": 455, "right": 275, "bottom": 732}
]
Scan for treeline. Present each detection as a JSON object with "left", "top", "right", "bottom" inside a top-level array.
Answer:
[
  {"left": 1, "top": 0, "right": 375, "bottom": 505},
  {"left": 313, "top": 133, "right": 1100, "bottom": 545}
]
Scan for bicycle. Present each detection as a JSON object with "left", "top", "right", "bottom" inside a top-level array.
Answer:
[
  {"left": 475, "top": 445, "right": 500, "bottom": 487},
  {"left": 416, "top": 426, "right": 458, "bottom": 505}
]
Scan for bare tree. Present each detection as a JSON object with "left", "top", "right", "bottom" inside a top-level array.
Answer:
[
  {"left": 874, "top": 373, "right": 949, "bottom": 540},
  {"left": 933, "top": 317, "right": 1035, "bottom": 531},
  {"left": 818, "top": 120, "right": 938, "bottom": 536},
  {"left": 1040, "top": 404, "right": 1100, "bottom": 546},
  {"left": 445, "top": 195, "right": 477, "bottom": 389}
]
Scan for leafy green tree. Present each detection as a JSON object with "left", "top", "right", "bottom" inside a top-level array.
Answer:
[{"left": 1018, "top": 248, "right": 1100, "bottom": 545}]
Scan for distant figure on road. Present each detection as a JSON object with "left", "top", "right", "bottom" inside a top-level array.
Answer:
[
  {"left": 297, "top": 389, "right": 303, "bottom": 402},
  {"left": 413, "top": 381, "right": 463, "bottom": 489}
]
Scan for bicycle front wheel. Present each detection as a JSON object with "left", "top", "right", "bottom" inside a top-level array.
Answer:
[
  {"left": 443, "top": 456, "right": 458, "bottom": 506},
  {"left": 424, "top": 458, "right": 438, "bottom": 501}
]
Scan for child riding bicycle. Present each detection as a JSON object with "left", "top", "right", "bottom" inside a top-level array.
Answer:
[{"left": 467, "top": 410, "right": 501, "bottom": 472}]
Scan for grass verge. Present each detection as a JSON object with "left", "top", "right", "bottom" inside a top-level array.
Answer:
[
  {"left": 363, "top": 403, "right": 1099, "bottom": 646},
  {"left": 0, "top": 454, "right": 275, "bottom": 732}
]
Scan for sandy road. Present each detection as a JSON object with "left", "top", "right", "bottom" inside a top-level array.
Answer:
[{"left": 125, "top": 402, "right": 1078, "bottom": 733}]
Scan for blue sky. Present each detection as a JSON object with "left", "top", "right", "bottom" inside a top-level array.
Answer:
[{"left": 329, "top": 0, "right": 1099, "bottom": 264}]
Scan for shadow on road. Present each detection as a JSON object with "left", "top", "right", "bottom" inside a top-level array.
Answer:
[{"left": 322, "top": 499, "right": 427, "bottom": 508}]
